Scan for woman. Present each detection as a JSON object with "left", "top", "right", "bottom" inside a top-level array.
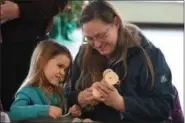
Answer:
[
  {"left": 68, "top": 1, "right": 175, "bottom": 123},
  {"left": 1, "top": 0, "right": 67, "bottom": 111}
]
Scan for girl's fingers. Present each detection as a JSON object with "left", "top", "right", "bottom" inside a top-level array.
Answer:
[{"left": 51, "top": 112, "right": 57, "bottom": 119}]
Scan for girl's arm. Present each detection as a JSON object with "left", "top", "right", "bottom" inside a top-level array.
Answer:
[{"left": 10, "top": 92, "right": 50, "bottom": 121}]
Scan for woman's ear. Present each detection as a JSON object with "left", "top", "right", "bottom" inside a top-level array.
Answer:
[{"left": 113, "top": 16, "right": 120, "bottom": 29}]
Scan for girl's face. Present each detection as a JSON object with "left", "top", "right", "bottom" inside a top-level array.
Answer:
[
  {"left": 82, "top": 19, "right": 118, "bottom": 57},
  {"left": 43, "top": 54, "right": 70, "bottom": 86}
]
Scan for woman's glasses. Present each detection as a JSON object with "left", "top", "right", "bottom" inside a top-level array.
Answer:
[{"left": 84, "top": 25, "right": 111, "bottom": 45}]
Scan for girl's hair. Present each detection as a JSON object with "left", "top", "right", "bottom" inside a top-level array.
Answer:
[
  {"left": 76, "top": 0, "right": 154, "bottom": 90},
  {"left": 18, "top": 40, "right": 72, "bottom": 112}
]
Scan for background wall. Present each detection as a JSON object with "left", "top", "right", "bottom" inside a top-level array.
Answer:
[{"left": 108, "top": 1, "right": 183, "bottom": 24}]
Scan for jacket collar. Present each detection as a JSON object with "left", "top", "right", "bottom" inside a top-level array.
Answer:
[{"left": 109, "top": 32, "right": 152, "bottom": 67}]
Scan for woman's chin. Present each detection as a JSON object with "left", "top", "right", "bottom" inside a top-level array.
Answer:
[{"left": 99, "top": 50, "right": 110, "bottom": 56}]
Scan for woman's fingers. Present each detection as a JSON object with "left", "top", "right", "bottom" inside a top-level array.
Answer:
[
  {"left": 101, "top": 82, "right": 115, "bottom": 91},
  {"left": 72, "top": 111, "right": 81, "bottom": 117},
  {"left": 93, "top": 81, "right": 114, "bottom": 92},
  {"left": 69, "top": 105, "right": 81, "bottom": 117},
  {"left": 86, "top": 87, "right": 93, "bottom": 92},
  {"left": 96, "top": 87, "right": 108, "bottom": 98},
  {"left": 92, "top": 81, "right": 114, "bottom": 100},
  {"left": 86, "top": 95, "right": 95, "bottom": 102}
]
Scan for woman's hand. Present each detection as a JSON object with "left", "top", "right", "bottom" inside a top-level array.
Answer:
[
  {"left": 48, "top": 106, "right": 62, "bottom": 119},
  {"left": 69, "top": 104, "right": 81, "bottom": 117},
  {"left": 92, "top": 82, "right": 125, "bottom": 111},
  {"left": 0, "top": 1, "right": 19, "bottom": 21},
  {"left": 78, "top": 87, "right": 96, "bottom": 108}
]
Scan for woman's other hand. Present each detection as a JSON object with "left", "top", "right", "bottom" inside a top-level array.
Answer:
[
  {"left": 78, "top": 87, "right": 96, "bottom": 108},
  {"left": 69, "top": 104, "right": 81, "bottom": 117},
  {"left": 93, "top": 82, "right": 125, "bottom": 111}
]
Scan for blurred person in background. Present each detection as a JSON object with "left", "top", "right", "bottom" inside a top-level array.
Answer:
[{"left": 0, "top": 0, "right": 67, "bottom": 111}]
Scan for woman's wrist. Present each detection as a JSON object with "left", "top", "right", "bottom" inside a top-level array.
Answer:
[
  {"left": 1, "top": 1, "right": 20, "bottom": 21},
  {"left": 115, "top": 95, "right": 125, "bottom": 112},
  {"left": 77, "top": 91, "right": 86, "bottom": 108},
  {"left": 13, "top": 2, "right": 20, "bottom": 19}
]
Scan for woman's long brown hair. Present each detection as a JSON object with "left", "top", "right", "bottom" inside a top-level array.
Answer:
[{"left": 76, "top": 0, "right": 154, "bottom": 91}]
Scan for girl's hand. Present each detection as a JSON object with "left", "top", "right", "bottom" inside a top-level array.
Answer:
[{"left": 48, "top": 106, "right": 62, "bottom": 119}]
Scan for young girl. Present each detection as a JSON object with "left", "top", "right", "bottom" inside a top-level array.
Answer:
[{"left": 9, "top": 40, "right": 73, "bottom": 121}]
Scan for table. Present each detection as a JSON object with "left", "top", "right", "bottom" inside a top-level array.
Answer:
[
  {"left": 22, "top": 118, "right": 167, "bottom": 123},
  {"left": 18, "top": 117, "right": 101, "bottom": 123},
  {"left": 1, "top": 112, "right": 168, "bottom": 123},
  {"left": 26, "top": 117, "right": 73, "bottom": 122}
]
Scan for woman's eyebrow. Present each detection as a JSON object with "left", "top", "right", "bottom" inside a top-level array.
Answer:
[{"left": 87, "top": 31, "right": 105, "bottom": 38}]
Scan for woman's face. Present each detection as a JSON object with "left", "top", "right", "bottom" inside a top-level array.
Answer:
[
  {"left": 82, "top": 19, "right": 119, "bottom": 56},
  {"left": 43, "top": 54, "right": 70, "bottom": 86}
]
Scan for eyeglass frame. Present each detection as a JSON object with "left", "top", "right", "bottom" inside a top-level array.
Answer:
[{"left": 83, "top": 24, "right": 112, "bottom": 45}]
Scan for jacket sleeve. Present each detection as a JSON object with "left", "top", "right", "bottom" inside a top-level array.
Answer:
[
  {"left": 10, "top": 92, "right": 49, "bottom": 121},
  {"left": 122, "top": 48, "right": 175, "bottom": 121},
  {"left": 15, "top": 0, "right": 67, "bottom": 21},
  {"left": 67, "top": 45, "right": 85, "bottom": 107}
]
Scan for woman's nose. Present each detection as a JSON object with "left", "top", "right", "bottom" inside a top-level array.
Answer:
[
  {"left": 59, "top": 69, "right": 65, "bottom": 77},
  {"left": 93, "top": 40, "right": 101, "bottom": 48}
]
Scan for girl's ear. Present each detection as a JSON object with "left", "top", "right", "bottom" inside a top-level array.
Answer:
[{"left": 113, "top": 16, "right": 121, "bottom": 29}]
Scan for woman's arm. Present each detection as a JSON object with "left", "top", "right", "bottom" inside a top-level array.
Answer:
[
  {"left": 121, "top": 48, "right": 175, "bottom": 121},
  {"left": 0, "top": 0, "right": 67, "bottom": 22}
]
